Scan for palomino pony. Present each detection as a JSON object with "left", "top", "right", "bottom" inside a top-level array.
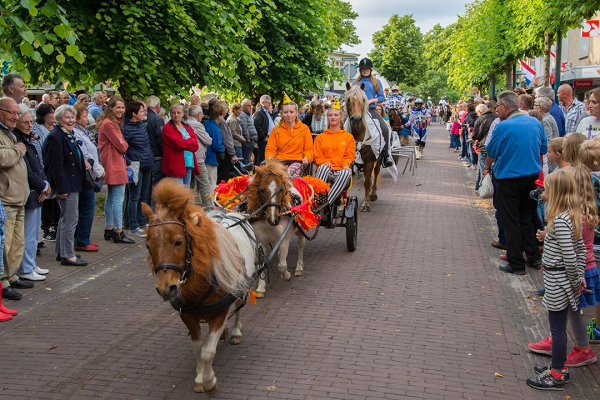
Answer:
[
  {"left": 247, "top": 160, "right": 306, "bottom": 293},
  {"left": 142, "top": 179, "right": 259, "bottom": 394},
  {"left": 345, "top": 81, "right": 383, "bottom": 212}
]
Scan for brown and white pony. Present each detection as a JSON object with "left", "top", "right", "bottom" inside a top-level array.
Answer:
[
  {"left": 345, "top": 82, "right": 383, "bottom": 212},
  {"left": 142, "top": 179, "right": 258, "bottom": 394},
  {"left": 247, "top": 160, "right": 306, "bottom": 294}
]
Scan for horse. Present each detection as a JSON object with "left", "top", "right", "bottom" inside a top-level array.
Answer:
[
  {"left": 345, "top": 81, "right": 383, "bottom": 212},
  {"left": 142, "top": 179, "right": 259, "bottom": 394},
  {"left": 247, "top": 160, "right": 306, "bottom": 294}
]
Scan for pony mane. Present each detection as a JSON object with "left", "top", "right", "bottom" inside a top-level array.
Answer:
[
  {"left": 150, "top": 179, "right": 246, "bottom": 296},
  {"left": 247, "top": 159, "right": 291, "bottom": 211},
  {"left": 344, "top": 85, "right": 368, "bottom": 117}
]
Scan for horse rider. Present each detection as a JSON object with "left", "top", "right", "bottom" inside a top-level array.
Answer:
[
  {"left": 406, "top": 98, "right": 431, "bottom": 160},
  {"left": 313, "top": 98, "right": 355, "bottom": 215},
  {"left": 265, "top": 92, "right": 313, "bottom": 178},
  {"left": 354, "top": 57, "right": 393, "bottom": 168},
  {"left": 385, "top": 85, "right": 404, "bottom": 116}
]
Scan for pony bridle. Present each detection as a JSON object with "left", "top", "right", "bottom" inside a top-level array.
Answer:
[
  {"left": 257, "top": 173, "right": 288, "bottom": 214},
  {"left": 147, "top": 220, "right": 193, "bottom": 285}
]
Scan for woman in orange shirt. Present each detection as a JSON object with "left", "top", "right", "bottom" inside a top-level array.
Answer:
[
  {"left": 313, "top": 102, "right": 355, "bottom": 205},
  {"left": 265, "top": 99, "right": 312, "bottom": 177}
]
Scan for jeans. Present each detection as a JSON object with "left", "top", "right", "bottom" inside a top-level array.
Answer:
[
  {"left": 105, "top": 184, "right": 126, "bottom": 230},
  {"left": 450, "top": 134, "right": 461, "bottom": 150},
  {"left": 475, "top": 154, "right": 487, "bottom": 191},
  {"left": 491, "top": 173, "right": 505, "bottom": 245},
  {"left": 18, "top": 206, "right": 41, "bottom": 275},
  {"left": 257, "top": 140, "right": 267, "bottom": 165},
  {"left": 127, "top": 168, "right": 151, "bottom": 230},
  {"left": 496, "top": 174, "right": 540, "bottom": 269},
  {"left": 460, "top": 131, "right": 468, "bottom": 158},
  {"left": 56, "top": 192, "right": 80, "bottom": 259},
  {"left": 174, "top": 167, "right": 193, "bottom": 188},
  {"left": 75, "top": 188, "right": 96, "bottom": 247},
  {"left": 234, "top": 146, "right": 243, "bottom": 160},
  {"left": 243, "top": 141, "right": 254, "bottom": 164}
]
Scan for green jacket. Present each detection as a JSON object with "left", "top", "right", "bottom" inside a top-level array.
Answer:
[{"left": 0, "top": 124, "right": 29, "bottom": 206}]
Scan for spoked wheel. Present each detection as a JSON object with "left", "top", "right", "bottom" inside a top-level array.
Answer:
[{"left": 345, "top": 197, "right": 358, "bottom": 251}]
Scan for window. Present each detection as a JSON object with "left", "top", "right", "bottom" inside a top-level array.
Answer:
[{"left": 579, "top": 36, "right": 590, "bottom": 59}]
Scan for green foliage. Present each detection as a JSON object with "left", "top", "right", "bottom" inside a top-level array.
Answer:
[
  {"left": 0, "top": 0, "right": 359, "bottom": 102},
  {"left": 369, "top": 14, "right": 425, "bottom": 87}
]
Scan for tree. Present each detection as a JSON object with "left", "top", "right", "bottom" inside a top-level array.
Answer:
[
  {"left": 330, "top": 0, "right": 360, "bottom": 49},
  {"left": 369, "top": 14, "right": 424, "bottom": 87},
  {"left": 0, "top": 0, "right": 260, "bottom": 100}
]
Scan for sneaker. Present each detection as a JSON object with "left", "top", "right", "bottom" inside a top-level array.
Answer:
[
  {"left": 491, "top": 240, "right": 507, "bottom": 250},
  {"left": 537, "top": 287, "right": 545, "bottom": 296},
  {"left": 18, "top": 271, "right": 47, "bottom": 281},
  {"left": 533, "top": 365, "right": 570, "bottom": 383},
  {"left": 565, "top": 346, "right": 597, "bottom": 367},
  {"left": 43, "top": 227, "right": 56, "bottom": 241},
  {"left": 34, "top": 266, "right": 49, "bottom": 275},
  {"left": 528, "top": 337, "right": 552, "bottom": 355},
  {"left": 498, "top": 264, "right": 526, "bottom": 275},
  {"left": 129, "top": 228, "right": 147, "bottom": 238},
  {"left": 526, "top": 369, "right": 565, "bottom": 391}
]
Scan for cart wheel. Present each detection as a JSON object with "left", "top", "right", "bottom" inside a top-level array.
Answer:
[{"left": 345, "top": 201, "right": 358, "bottom": 252}]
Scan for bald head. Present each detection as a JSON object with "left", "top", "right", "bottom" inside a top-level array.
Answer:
[
  {"left": 0, "top": 97, "right": 20, "bottom": 129},
  {"left": 557, "top": 84, "right": 574, "bottom": 106}
]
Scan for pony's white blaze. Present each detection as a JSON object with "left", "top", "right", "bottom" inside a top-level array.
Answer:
[{"left": 267, "top": 180, "right": 278, "bottom": 222}]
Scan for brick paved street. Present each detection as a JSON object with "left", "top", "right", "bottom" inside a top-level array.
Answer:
[{"left": 1, "top": 124, "right": 599, "bottom": 399}]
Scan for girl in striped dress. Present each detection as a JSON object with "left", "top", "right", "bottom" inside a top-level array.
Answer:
[{"left": 526, "top": 170, "right": 587, "bottom": 391}]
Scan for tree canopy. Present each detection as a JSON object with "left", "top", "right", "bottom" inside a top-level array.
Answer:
[{"left": 0, "top": 0, "right": 359, "bottom": 101}]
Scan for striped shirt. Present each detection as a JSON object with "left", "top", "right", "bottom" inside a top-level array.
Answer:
[
  {"left": 541, "top": 213, "right": 585, "bottom": 312},
  {"left": 560, "top": 98, "right": 585, "bottom": 135}
]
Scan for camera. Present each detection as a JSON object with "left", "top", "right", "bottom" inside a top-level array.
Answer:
[{"left": 529, "top": 187, "right": 544, "bottom": 202}]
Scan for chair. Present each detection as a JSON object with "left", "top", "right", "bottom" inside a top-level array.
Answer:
[{"left": 390, "top": 132, "right": 417, "bottom": 176}]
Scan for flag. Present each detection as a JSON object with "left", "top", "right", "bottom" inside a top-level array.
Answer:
[
  {"left": 519, "top": 60, "right": 536, "bottom": 85},
  {"left": 549, "top": 51, "right": 566, "bottom": 74},
  {"left": 582, "top": 20, "right": 599, "bottom": 38}
]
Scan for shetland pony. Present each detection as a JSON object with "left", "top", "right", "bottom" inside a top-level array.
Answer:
[
  {"left": 247, "top": 160, "right": 306, "bottom": 296},
  {"left": 142, "top": 179, "right": 258, "bottom": 394}
]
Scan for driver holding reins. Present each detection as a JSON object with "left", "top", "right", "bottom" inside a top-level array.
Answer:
[
  {"left": 265, "top": 92, "right": 313, "bottom": 178},
  {"left": 354, "top": 57, "right": 394, "bottom": 168}
]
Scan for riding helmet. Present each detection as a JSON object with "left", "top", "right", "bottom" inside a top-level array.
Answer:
[
  {"left": 358, "top": 58, "right": 373, "bottom": 70},
  {"left": 391, "top": 84, "right": 400, "bottom": 91},
  {"left": 415, "top": 98, "right": 424, "bottom": 104}
]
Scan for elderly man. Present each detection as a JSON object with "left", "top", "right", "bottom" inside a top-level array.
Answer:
[
  {"left": 536, "top": 86, "right": 565, "bottom": 137},
  {"left": 534, "top": 97, "right": 559, "bottom": 141},
  {"left": 0, "top": 98, "right": 33, "bottom": 300},
  {"left": 472, "top": 103, "right": 497, "bottom": 190},
  {"left": 145, "top": 95, "right": 165, "bottom": 205},
  {"left": 1, "top": 74, "right": 26, "bottom": 103},
  {"left": 558, "top": 84, "right": 585, "bottom": 134},
  {"left": 88, "top": 91, "right": 106, "bottom": 120},
  {"left": 253, "top": 94, "right": 274, "bottom": 165},
  {"left": 485, "top": 91, "right": 547, "bottom": 275},
  {"left": 240, "top": 99, "right": 258, "bottom": 164}
]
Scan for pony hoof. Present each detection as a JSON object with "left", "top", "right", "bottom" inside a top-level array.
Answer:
[
  {"left": 193, "top": 383, "right": 204, "bottom": 393},
  {"left": 369, "top": 194, "right": 378, "bottom": 202},
  {"left": 230, "top": 335, "right": 243, "bottom": 345},
  {"left": 294, "top": 270, "right": 303, "bottom": 277},
  {"left": 205, "top": 382, "right": 219, "bottom": 395},
  {"left": 282, "top": 272, "right": 292, "bottom": 282},
  {"left": 255, "top": 291, "right": 265, "bottom": 299}
]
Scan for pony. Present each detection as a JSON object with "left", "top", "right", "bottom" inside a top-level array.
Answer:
[
  {"left": 345, "top": 81, "right": 383, "bottom": 212},
  {"left": 142, "top": 179, "right": 258, "bottom": 394},
  {"left": 247, "top": 159, "right": 306, "bottom": 294}
]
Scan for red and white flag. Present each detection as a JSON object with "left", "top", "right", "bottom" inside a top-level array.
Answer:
[
  {"left": 582, "top": 20, "right": 599, "bottom": 38},
  {"left": 519, "top": 60, "right": 536, "bottom": 84},
  {"left": 550, "top": 51, "right": 566, "bottom": 74}
]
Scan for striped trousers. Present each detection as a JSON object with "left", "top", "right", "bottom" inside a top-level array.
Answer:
[{"left": 315, "top": 164, "right": 351, "bottom": 205}]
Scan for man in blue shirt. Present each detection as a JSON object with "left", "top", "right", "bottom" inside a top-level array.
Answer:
[
  {"left": 485, "top": 91, "right": 547, "bottom": 275},
  {"left": 88, "top": 91, "right": 106, "bottom": 120},
  {"left": 536, "top": 86, "right": 565, "bottom": 137}
]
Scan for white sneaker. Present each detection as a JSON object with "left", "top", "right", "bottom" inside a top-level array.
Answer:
[
  {"left": 34, "top": 266, "right": 49, "bottom": 275},
  {"left": 129, "top": 228, "right": 147, "bottom": 238},
  {"left": 18, "top": 271, "right": 47, "bottom": 281}
]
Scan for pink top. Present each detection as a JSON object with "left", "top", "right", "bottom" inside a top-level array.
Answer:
[
  {"left": 583, "top": 222, "right": 596, "bottom": 271},
  {"left": 98, "top": 118, "right": 129, "bottom": 185},
  {"left": 451, "top": 121, "right": 461, "bottom": 135}
]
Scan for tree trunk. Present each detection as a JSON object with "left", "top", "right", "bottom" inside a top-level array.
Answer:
[
  {"left": 505, "top": 63, "right": 513, "bottom": 91},
  {"left": 543, "top": 31, "right": 551, "bottom": 86}
]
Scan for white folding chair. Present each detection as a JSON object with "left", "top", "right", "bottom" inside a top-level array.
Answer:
[{"left": 390, "top": 132, "right": 417, "bottom": 176}]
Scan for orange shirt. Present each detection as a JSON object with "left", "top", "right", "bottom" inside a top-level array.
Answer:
[
  {"left": 265, "top": 120, "right": 313, "bottom": 163},
  {"left": 313, "top": 128, "right": 356, "bottom": 170}
]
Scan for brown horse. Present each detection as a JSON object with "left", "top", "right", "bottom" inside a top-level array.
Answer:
[
  {"left": 247, "top": 160, "right": 306, "bottom": 290},
  {"left": 142, "top": 179, "right": 259, "bottom": 394},
  {"left": 345, "top": 82, "right": 383, "bottom": 212}
]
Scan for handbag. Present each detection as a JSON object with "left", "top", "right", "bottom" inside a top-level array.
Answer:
[
  {"left": 478, "top": 174, "right": 494, "bottom": 199},
  {"left": 84, "top": 168, "right": 96, "bottom": 190}
]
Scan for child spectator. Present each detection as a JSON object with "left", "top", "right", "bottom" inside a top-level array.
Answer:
[
  {"left": 526, "top": 170, "right": 588, "bottom": 391},
  {"left": 562, "top": 132, "right": 586, "bottom": 167},
  {"left": 546, "top": 137, "right": 568, "bottom": 172},
  {"left": 450, "top": 117, "right": 461, "bottom": 152},
  {"left": 579, "top": 138, "right": 600, "bottom": 341}
]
